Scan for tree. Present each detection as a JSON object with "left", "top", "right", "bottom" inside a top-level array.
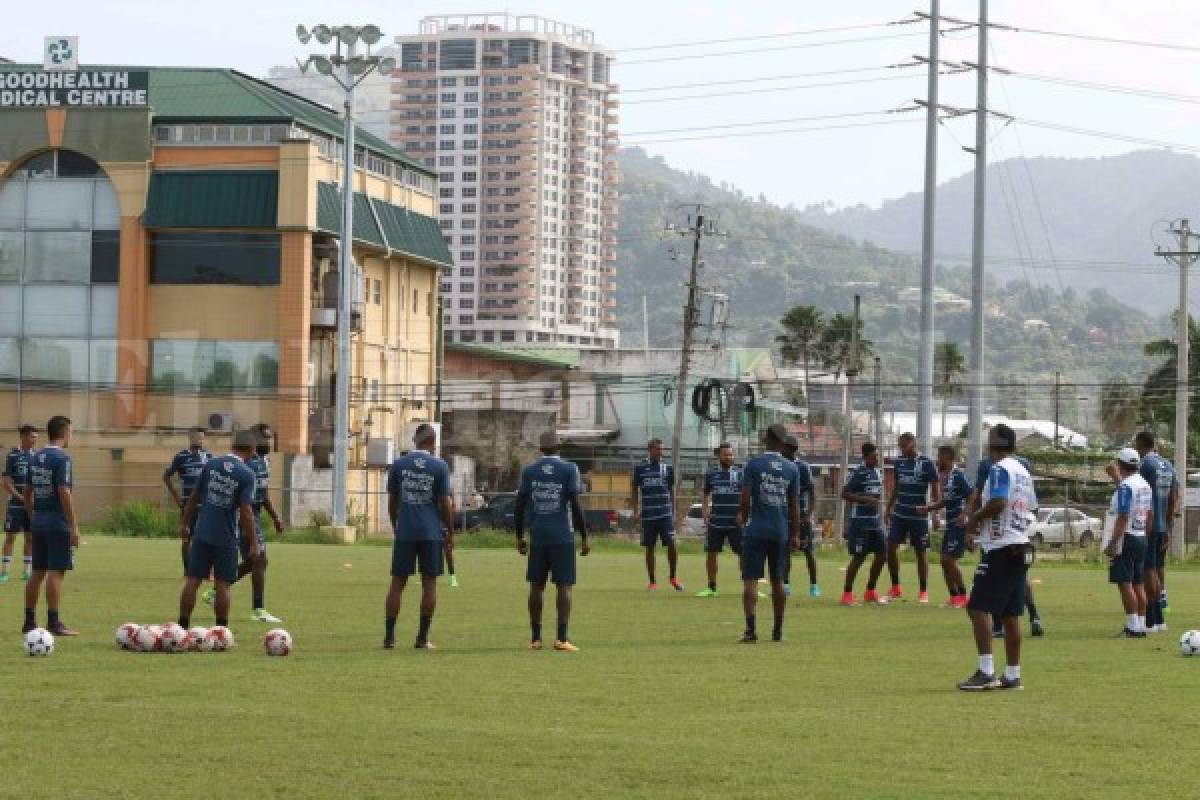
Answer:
[
  {"left": 934, "top": 341, "right": 966, "bottom": 440},
  {"left": 1100, "top": 378, "right": 1140, "bottom": 444},
  {"left": 818, "top": 312, "right": 874, "bottom": 381},
  {"left": 775, "top": 305, "right": 824, "bottom": 446},
  {"left": 1140, "top": 312, "right": 1200, "bottom": 441}
]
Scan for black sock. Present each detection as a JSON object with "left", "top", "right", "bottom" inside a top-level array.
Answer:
[
  {"left": 47, "top": 609, "right": 60, "bottom": 628},
  {"left": 1026, "top": 597, "right": 1040, "bottom": 621},
  {"left": 178, "top": 616, "right": 190, "bottom": 629},
  {"left": 1146, "top": 604, "right": 1159, "bottom": 628},
  {"left": 216, "top": 617, "right": 228, "bottom": 627},
  {"left": 385, "top": 616, "right": 397, "bottom": 641},
  {"left": 867, "top": 577, "right": 878, "bottom": 591},
  {"left": 708, "top": 581, "right": 716, "bottom": 591},
  {"left": 253, "top": 591, "right": 264, "bottom": 610},
  {"left": 531, "top": 621, "right": 541, "bottom": 641},
  {"left": 745, "top": 614, "right": 756, "bottom": 634},
  {"left": 556, "top": 621, "right": 568, "bottom": 642},
  {"left": 919, "top": 576, "right": 928, "bottom": 593},
  {"left": 772, "top": 614, "right": 783, "bottom": 638},
  {"left": 417, "top": 615, "right": 432, "bottom": 642},
  {"left": 24, "top": 608, "right": 35, "bottom": 625}
]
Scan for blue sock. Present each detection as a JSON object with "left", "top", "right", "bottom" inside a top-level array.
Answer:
[
  {"left": 556, "top": 621, "right": 568, "bottom": 642},
  {"left": 417, "top": 615, "right": 432, "bottom": 642},
  {"left": 531, "top": 622, "right": 542, "bottom": 641},
  {"left": 745, "top": 614, "right": 756, "bottom": 634}
]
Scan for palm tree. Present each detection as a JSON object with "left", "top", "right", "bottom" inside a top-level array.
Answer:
[
  {"left": 818, "top": 312, "right": 874, "bottom": 381},
  {"left": 934, "top": 341, "right": 965, "bottom": 441},
  {"left": 1140, "top": 313, "right": 1200, "bottom": 440},
  {"left": 1100, "top": 378, "right": 1140, "bottom": 443},
  {"left": 776, "top": 305, "right": 824, "bottom": 446}
]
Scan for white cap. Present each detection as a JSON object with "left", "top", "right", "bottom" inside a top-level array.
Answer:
[{"left": 1116, "top": 447, "right": 1140, "bottom": 468}]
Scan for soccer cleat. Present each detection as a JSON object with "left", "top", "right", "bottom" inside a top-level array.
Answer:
[
  {"left": 839, "top": 591, "right": 859, "bottom": 607},
  {"left": 957, "top": 670, "right": 1000, "bottom": 691},
  {"left": 21, "top": 620, "right": 35, "bottom": 634},
  {"left": 529, "top": 639, "right": 544, "bottom": 650},
  {"left": 953, "top": 595, "right": 969, "bottom": 609},
  {"left": 251, "top": 608, "right": 282, "bottom": 624},
  {"left": 201, "top": 588, "right": 216, "bottom": 607},
  {"left": 447, "top": 574, "right": 459, "bottom": 588},
  {"left": 553, "top": 640, "right": 579, "bottom": 652},
  {"left": 738, "top": 631, "right": 758, "bottom": 644},
  {"left": 864, "top": 589, "right": 888, "bottom": 606},
  {"left": 888, "top": 585, "right": 904, "bottom": 600},
  {"left": 809, "top": 584, "right": 821, "bottom": 598},
  {"left": 783, "top": 584, "right": 792, "bottom": 597},
  {"left": 0, "top": 572, "right": 8, "bottom": 584},
  {"left": 383, "top": 638, "right": 395, "bottom": 650},
  {"left": 647, "top": 582, "right": 659, "bottom": 591},
  {"left": 20, "top": 569, "right": 29, "bottom": 581},
  {"left": 918, "top": 591, "right": 930, "bottom": 605},
  {"left": 670, "top": 578, "right": 684, "bottom": 592},
  {"left": 1031, "top": 618, "right": 1045, "bottom": 637},
  {"left": 414, "top": 640, "right": 437, "bottom": 650},
  {"left": 695, "top": 587, "right": 718, "bottom": 598},
  {"left": 997, "top": 676, "right": 1024, "bottom": 691},
  {"left": 48, "top": 623, "right": 79, "bottom": 637},
  {"left": 770, "top": 630, "right": 783, "bottom": 642},
  {"left": 1117, "top": 627, "right": 1146, "bottom": 639}
]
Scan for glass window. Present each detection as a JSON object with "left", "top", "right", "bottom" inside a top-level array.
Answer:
[
  {"left": 0, "top": 338, "right": 17, "bottom": 379},
  {"left": 21, "top": 338, "right": 89, "bottom": 383},
  {"left": 0, "top": 232, "right": 22, "bottom": 282},
  {"left": 90, "top": 231, "right": 120, "bottom": 283},
  {"left": 24, "top": 285, "right": 88, "bottom": 336},
  {"left": 16, "top": 153, "right": 55, "bottom": 178},
  {"left": 0, "top": 181, "right": 23, "bottom": 229},
  {"left": 24, "top": 231, "right": 90, "bottom": 282},
  {"left": 0, "top": 287, "right": 19, "bottom": 336},
  {"left": 92, "top": 180, "right": 120, "bottom": 230},
  {"left": 151, "top": 232, "right": 281, "bottom": 285},
  {"left": 56, "top": 151, "right": 102, "bottom": 178},
  {"left": 90, "top": 286, "right": 118, "bottom": 337},
  {"left": 89, "top": 338, "right": 117, "bottom": 385},
  {"left": 25, "top": 180, "right": 93, "bottom": 230},
  {"left": 150, "top": 340, "right": 279, "bottom": 391}
]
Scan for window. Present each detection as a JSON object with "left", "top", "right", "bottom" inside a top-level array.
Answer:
[
  {"left": 150, "top": 339, "right": 279, "bottom": 391},
  {"left": 440, "top": 93, "right": 457, "bottom": 103},
  {"left": 427, "top": 292, "right": 433, "bottom": 316},
  {"left": 459, "top": 298, "right": 474, "bottom": 309},
  {"left": 151, "top": 233, "right": 281, "bottom": 285},
  {"left": 440, "top": 39, "right": 477, "bottom": 70},
  {"left": 458, "top": 315, "right": 474, "bottom": 326},
  {"left": 372, "top": 279, "right": 382, "bottom": 305},
  {"left": 413, "top": 289, "right": 419, "bottom": 314}
]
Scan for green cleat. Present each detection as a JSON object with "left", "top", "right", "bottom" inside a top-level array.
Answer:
[
  {"left": 252, "top": 608, "right": 282, "bottom": 623},
  {"left": 0, "top": 572, "right": 8, "bottom": 584},
  {"left": 757, "top": 591, "right": 768, "bottom": 599},
  {"left": 448, "top": 574, "right": 459, "bottom": 588},
  {"left": 695, "top": 587, "right": 718, "bottom": 598},
  {"left": 20, "top": 569, "right": 30, "bottom": 581},
  {"left": 201, "top": 588, "right": 216, "bottom": 606}
]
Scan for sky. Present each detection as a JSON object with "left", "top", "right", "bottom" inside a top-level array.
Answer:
[{"left": 4, "top": 1, "right": 1200, "bottom": 209}]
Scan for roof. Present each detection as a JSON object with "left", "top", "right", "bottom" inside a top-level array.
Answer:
[
  {"left": 316, "top": 182, "right": 451, "bottom": 268},
  {"left": 447, "top": 343, "right": 580, "bottom": 369},
  {"left": 143, "top": 170, "right": 278, "bottom": 228},
  {"left": 0, "top": 64, "right": 433, "bottom": 176}
]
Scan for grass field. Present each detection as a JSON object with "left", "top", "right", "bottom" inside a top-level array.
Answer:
[{"left": 5, "top": 536, "right": 1199, "bottom": 799}]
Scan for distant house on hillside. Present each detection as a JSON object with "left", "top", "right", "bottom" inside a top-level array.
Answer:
[
  {"left": 1023, "top": 319, "right": 1051, "bottom": 332},
  {"left": 897, "top": 287, "right": 969, "bottom": 311}
]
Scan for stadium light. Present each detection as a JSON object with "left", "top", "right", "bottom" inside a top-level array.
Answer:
[
  {"left": 360, "top": 25, "right": 382, "bottom": 45},
  {"left": 295, "top": 24, "right": 311, "bottom": 44},
  {"left": 312, "top": 24, "right": 333, "bottom": 44}
]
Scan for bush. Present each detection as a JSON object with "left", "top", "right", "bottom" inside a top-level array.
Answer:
[{"left": 92, "top": 501, "right": 178, "bottom": 539}]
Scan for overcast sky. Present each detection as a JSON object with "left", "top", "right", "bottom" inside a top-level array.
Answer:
[{"left": 4, "top": 1, "right": 1200, "bottom": 209}]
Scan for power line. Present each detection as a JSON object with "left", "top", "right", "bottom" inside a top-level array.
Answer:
[
  {"left": 611, "top": 22, "right": 898, "bottom": 53},
  {"left": 993, "top": 21, "right": 1200, "bottom": 55},
  {"left": 623, "top": 109, "right": 897, "bottom": 137},
  {"left": 623, "top": 117, "right": 922, "bottom": 145},
  {"left": 616, "top": 31, "right": 928, "bottom": 66},
  {"left": 621, "top": 64, "right": 894, "bottom": 93},
  {"left": 622, "top": 73, "right": 924, "bottom": 105}
]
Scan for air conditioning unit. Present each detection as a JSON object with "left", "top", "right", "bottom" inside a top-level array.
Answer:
[{"left": 207, "top": 411, "right": 234, "bottom": 433}]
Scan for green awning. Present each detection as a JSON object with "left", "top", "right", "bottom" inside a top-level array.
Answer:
[
  {"left": 315, "top": 181, "right": 384, "bottom": 249},
  {"left": 316, "top": 182, "right": 451, "bottom": 268},
  {"left": 143, "top": 170, "right": 278, "bottom": 228}
]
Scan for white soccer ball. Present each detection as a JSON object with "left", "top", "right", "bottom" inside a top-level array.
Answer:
[
  {"left": 263, "top": 628, "right": 292, "bottom": 657},
  {"left": 1180, "top": 629, "right": 1200, "bottom": 657},
  {"left": 24, "top": 627, "right": 54, "bottom": 657},
  {"left": 132, "top": 625, "right": 160, "bottom": 652},
  {"left": 160, "top": 623, "right": 190, "bottom": 653},
  {"left": 115, "top": 623, "right": 140, "bottom": 650},
  {"left": 187, "top": 627, "right": 211, "bottom": 652},
  {"left": 205, "top": 626, "right": 234, "bottom": 652}
]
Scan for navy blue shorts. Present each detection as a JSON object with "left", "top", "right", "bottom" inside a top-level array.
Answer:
[
  {"left": 1109, "top": 535, "right": 1147, "bottom": 584},
  {"left": 847, "top": 523, "right": 886, "bottom": 557},
  {"left": 30, "top": 526, "right": 72, "bottom": 571},
  {"left": 705, "top": 525, "right": 742, "bottom": 554},
  {"left": 968, "top": 545, "right": 1033, "bottom": 618},
  {"left": 526, "top": 542, "right": 576, "bottom": 586},
  {"left": 4, "top": 505, "right": 29, "bottom": 534},
  {"left": 392, "top": 540, "right": 444, "bottom": 578},
  {"left": 187, "top": 540, "right": 237, "bottom": 584},
  {"left": 1144, "top": 531, "right": 1167, "bottom": 571},
  {"left": 640, "top": 517, "right": 675, "bottom": 547},
  {"left": 238, "top": 521, "right": 267, "bottom": 561},
  {"left": 941, "top": 524, "right": 967, "bottom": 558},
  {"left": 741, "top": 537, "right": 788, "bottom": 582},
  {"left": 888, "top": 517, "right": 930, "bottom": 551}
]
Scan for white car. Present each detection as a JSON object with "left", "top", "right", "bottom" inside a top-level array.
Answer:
[
  {"left": 1029, "top": 507, "right": 1101, "bottom": 548},
  {"left": 684, "top": 504, "right": 705, "bottom": 536}
]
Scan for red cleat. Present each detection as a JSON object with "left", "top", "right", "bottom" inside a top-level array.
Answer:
[
  {"left": 918, "top": 591, "right": 930, "bottom": 604},
  {"left": 647, "top": 582, "right": 659, "bottom": 591},
  {"left": 953, "top": 595, "right": 968, "bottom": 609},
  {"left": 839, "top": 591, "right": 859, "bottom": 606},
  {"left": 670, "top": 578, "right": 684, "bottom": 592},
  {"left": 888, "top": 585, "right": 904, "bottom": 600},
  {"left": 864, "top": 589, "right": 887, "bottom": 605}
]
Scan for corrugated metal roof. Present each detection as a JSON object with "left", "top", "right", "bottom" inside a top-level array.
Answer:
[
  {"left": 447, "top": 343, "right": 580, "bottom": 369},
  {"left": 143, "top": 170, "right": 278, "bottom": 229},
  {"left": 316, "top": 182, "right": 451, "bottom": 267}
]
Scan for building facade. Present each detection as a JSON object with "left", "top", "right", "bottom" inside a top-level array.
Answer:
[
  {"left": 0, "top": 64, "right": 450, "bottom": 525},
  {"left": 390, "top": 13, "right": 620, "bottom": 349}
]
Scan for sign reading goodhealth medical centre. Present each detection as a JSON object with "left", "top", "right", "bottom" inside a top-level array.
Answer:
[{"left": 0, "top": 70, "right": 148, "bottom": 108}]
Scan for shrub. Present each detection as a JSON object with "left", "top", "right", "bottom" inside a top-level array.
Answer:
[{"left": 93, "top": 501, "right": 178, "bottom": 539}]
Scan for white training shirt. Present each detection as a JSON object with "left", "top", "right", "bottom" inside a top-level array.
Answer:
[
  {"left": 979, "top": 456, "right": 1038, "bottom": 552},
  {"left": 1110, "top": 473, "right": 1152, "bottom": 537}
]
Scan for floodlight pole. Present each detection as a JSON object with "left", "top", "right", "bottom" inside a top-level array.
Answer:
[{"left": 332, "top": 43, "right": 357, "bottom": 527}]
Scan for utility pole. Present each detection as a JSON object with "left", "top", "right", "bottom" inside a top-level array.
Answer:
[
  {"left": 1155, "top": 219, "right": 1198, "bottom": 558},
  {"left": 835, "top": 295, "right": 862, "bottom": 541},
  {"left": 916, "top": 0, "right": 940, "bottom": 456},
  {"left": 435, "top": 295, "right": 444, "bottom": 423},
  {"left": 1053, "top": 370, "right": 1061, "bottom": 449},
  {"left": 873, "top": 356, "right": 883, "bottom": 448},
  {"left": 667, "top": 207, "right": 724, "bottom": 531},
  {"left": 643, "top": 294, "right": 651, "bottom": 439},
  {"left": 965, "top": 0, "right": 988, "bottom": 478}
]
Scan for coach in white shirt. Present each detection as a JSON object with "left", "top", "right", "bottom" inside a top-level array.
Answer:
[{"left": 1106, "top": 447, "right": 1154, "bottom": 638}]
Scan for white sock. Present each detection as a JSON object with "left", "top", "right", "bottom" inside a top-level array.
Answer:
[
  {"left": 1005, "top": 665, "right": 1020, "bottom": 680},
  {"left": 1137, "top": 615, "right": 1147, "bottom": 632},
  {"left": 1127, "top": 614, "right": 1139, "bottom": 630},
  {"left": 978, "top": 654, "right": 994, "bottom": 674}
]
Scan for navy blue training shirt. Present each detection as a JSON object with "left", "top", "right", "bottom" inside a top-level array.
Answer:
[
  {"left": 4, "top": 447, "right": 31, "bottom": 510},
  {"left": 387, "top": 450, "right": 450, "bottom": 542},
  {"left": 941, "top": 466, "right": 973, "bottom": 525},
  {"left": 166, "top": 448, "right": 212, "bottom": 503},
  {"left": 844, "top": 464, "right": 883, "bottom": 526},
  {"left": 247, "top": 454, "right": 270, "bottom": 513},
  {"left": 518, "top": 455, "right": 581, "bottom": 546},
  {"left": 793, "top": 459, "right": 815, "bottom": 514},
  {"left": 29, "top": 446, "right": 72, "bottom": 528},
  {"left": 632, "top": 460, "right": 674, "bottom": 522},
  {"left": 704, "top": 465, "right": 743, "bottom": 530},
  {"left": 891, "top": 455, "right": 939, "bottom": 520},
  {"left": 1139, "top": 452, "right": 1176, "bottom": 536},
  {"left": 742, "top": 451, "right": 799, "bottom": 542},
  {"left": 191, "top": 455, "right": 256, "bottom": 548}
]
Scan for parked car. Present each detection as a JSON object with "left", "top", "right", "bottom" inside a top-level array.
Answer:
[
  {"left": 1029, "top": 507, "right": 1101, "bottom": 548},
  {"left": 458, "top": 493, "right": 619, "bottom": 533},
  {"left": 684, "top": 503, "right": 705, "bottom": 536}
]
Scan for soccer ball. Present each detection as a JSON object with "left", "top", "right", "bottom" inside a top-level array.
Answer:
[
  {"left": 24, "top": 628, "right": 54, "bottom": 657},
  {"left": 187, "top": 627, "right": 211, "bottom": 652},
  {"left": 160, "top": 623, "right": 190, "bottom": 653},
  {"left": 132, "top": 625, "right": 160, "bottom": 652},
  {"left": 205, "top": 626, "right": 234, "bottom": 652},
  {"left": 1180, "top": 630, "right": 1200, "bottom": 657},
  {"left": 115, "top": 623, "right": 140, "bottom": 650},
  {"left": 263, "top": 628, "right": 292, "bottom": 657}
]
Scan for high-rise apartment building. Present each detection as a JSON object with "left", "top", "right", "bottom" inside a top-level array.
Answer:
[{"left": 391, "top": 14, "right": 620, "bottom": 348}]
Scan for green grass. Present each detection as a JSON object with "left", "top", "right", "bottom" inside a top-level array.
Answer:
[{"left": 5, "top": 537, "right": 1199, "bottom": 799}]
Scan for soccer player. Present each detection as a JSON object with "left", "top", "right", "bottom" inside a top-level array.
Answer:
[
  {"left": 697, "top": 442, "right": 743, "bottom": 598},
  {"left": 736, "top": 423, "right": 802, "bottom": 643},
  {"left": 163, "top": 427, "right": 212, "bottom": 572},
  {"left": 840, "top": 442, "right": 887, "bottom": 606},
  {"left": 958, "top": 424, "right": 1037, "bottom": 691},
  {"left": 1105, "top": 448, "right": 1153, "bottom": 638},
  {"left": 514, "top": 431, "right": 590, "bottom": 651},
  {"left": 1, "top": 424, "right": 37, "bottom": 583},
  {"left": 921, "top": 445, "right": 973, "bottom": 608},
  {"left": 21, "top": 416, "right": 78, "bottom": 636},
  {"left": 884, "top": 432, "right": 941, "bottom": 603},
  {"left": 631, "top": 438, "right": 682, "bottom": 591},
  {"left": 1132, "top": 431, "right": 1176, "bottom": 632},
  {"left": 780, "top": 434, "right": 819, "bottom": 598},
  {"left": 236, "top": 423, "right": 284, "bottom": 623},
  {"left": 385, "top": 423, "right": 454, "bottom": 650},
  {"left": 177, "top": 429, "right": 258, "bottom": 632}
]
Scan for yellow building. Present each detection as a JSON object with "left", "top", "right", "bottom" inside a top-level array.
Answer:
[{"left": 0, "top": 65, "right": 451, "bottom": 526}]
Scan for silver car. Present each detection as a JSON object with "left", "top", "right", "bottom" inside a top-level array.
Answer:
[{"left": 1029, "top": 507, "right": 1101, "bottom": 548}]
